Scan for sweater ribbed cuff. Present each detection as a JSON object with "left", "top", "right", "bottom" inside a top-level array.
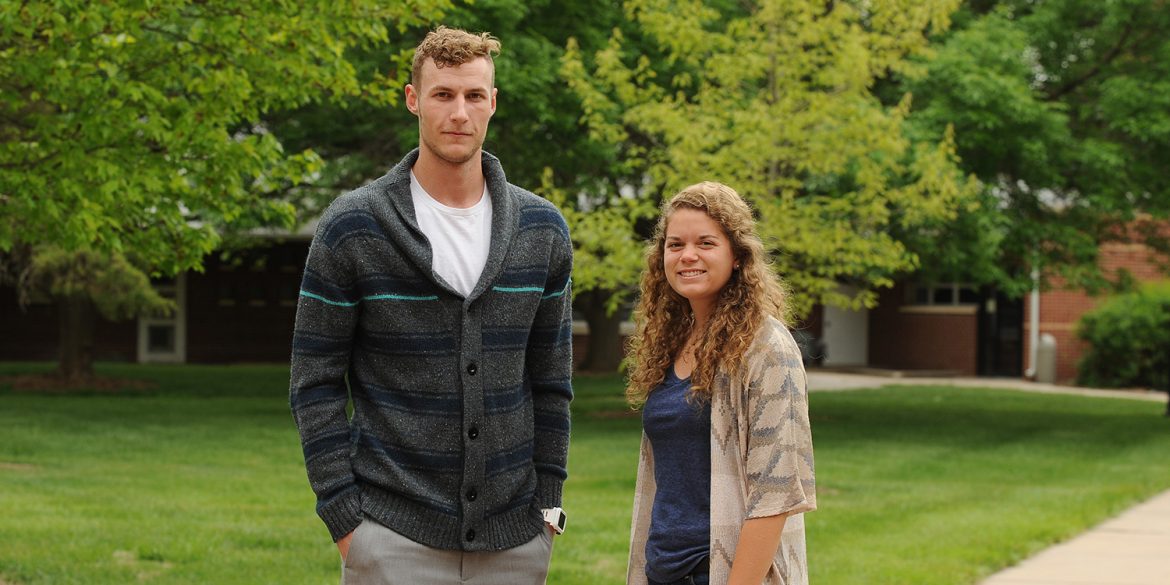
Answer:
[
  {"left": 317, "top": 488, "right": 362, "bottom": 542},
  {"left": 535, "top": 474, "right": 564, "bottom": 510}
]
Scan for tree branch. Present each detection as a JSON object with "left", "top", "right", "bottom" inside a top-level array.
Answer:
[{"left": 1045, "top": 20, "right": 1133, "bottom": 101}]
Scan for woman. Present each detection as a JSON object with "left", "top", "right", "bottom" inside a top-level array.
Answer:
[{"left": 626, "top": 182, "right": 816, "bottom": 585}]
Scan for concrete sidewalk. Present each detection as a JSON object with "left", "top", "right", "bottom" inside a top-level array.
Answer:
[
  {"left": 978, "top": 489, "right": 1170, "bottom": 585},
  {"left": 805, "top": 371, "right": 1169, "bottom": 585},
  {"left": 806, "top": 370, "right": 1166, "bottom": 403}
]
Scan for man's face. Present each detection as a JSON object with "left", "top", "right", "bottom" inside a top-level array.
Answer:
[{"left": 405, "top": 57, "right": 497, "bottom": 166}]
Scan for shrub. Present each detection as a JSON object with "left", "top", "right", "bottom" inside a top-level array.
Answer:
[{"left": 1076, "top": 281, "right": 1170, "bottom": 390}]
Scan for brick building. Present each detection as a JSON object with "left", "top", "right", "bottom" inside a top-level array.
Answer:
[
  {"left": 0, "top": 239, "right": 308, "bottom": 364},
  {"left": 2, "top": 230, "right": 1166, "bottom": 383},
  {"left": 1023, "top": 241, "right": 1169, "bottom": 383},
  {"left": 0, "top": 237, "right": 599, "bottom": 369},
  {"left": 807, "top": 282, "right": 1020, "bottom": 378},
  {"left": 799, "top": 227, "right": 1167, "bottom": 383}
]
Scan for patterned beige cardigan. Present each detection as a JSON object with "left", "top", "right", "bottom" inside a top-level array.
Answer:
[{"left": 627, "top": 317, "right": 817, "bottom": 585}]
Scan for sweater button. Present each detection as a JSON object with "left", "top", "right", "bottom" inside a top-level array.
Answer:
[
  {"left": 468, "top": 427, "right": 479, "bottom": 440},
  {"left": 465, "top": 529, "right": 476, "bottom": 542},
  {"left": 466, "top": 488, "right": 477, "bottom": 502},
  {"left": 466, "top": 362, "right": 478, "bottom": 375}
]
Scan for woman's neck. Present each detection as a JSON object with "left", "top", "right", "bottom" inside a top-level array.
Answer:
[{"left": 689, "top": 301, "right": 712, "bottom": 331}]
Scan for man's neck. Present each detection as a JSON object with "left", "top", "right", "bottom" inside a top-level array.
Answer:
[{"left": 412, "top": 148, "right": 486, "bottom": 209}]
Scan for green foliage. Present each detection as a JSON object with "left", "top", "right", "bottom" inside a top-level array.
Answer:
[
  {"left": 1076, "top": 281, "right": 1170, "bottom": 390},
  {"left": 25, "top": 247, "right": 173, "bottom": 320},
  {"left": 0, "top": 0, "right": 449, "bottom": 277},
  {"left": 539, "top": 169, "right": 655, "bottom": 312},
  {"left": 905, "top": 0, "right": 1170, "bottom": 291},
  {"left": 562, "top": 0, "right": 980, "bottom": 316}
]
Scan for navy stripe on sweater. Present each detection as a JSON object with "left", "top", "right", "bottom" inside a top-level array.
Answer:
[
  {"left": 518, "top": 205, "right": 570, "bottom": 239},
  {"left": 535, "top": 407, "right": 572, "bottom": 433},
  {"left": 290, "top": 384, "right": 347, "bottom": 410},
  {"left": 303, "top": 430, "right": 350, "bottom": 463},
  {"left": 355, "top": 382, "right": 462, "bottom": 415},
  {"left": 292, "top": 332, "right": 352, "bottom": 356},
  {"left": 493, "top": 265, "right": 550, "bottom": 289},
  {"left": 357, "top": 330, "right": 457, "bottom": 356},
  {"left": 529, "top": 324, "right": 572, "bottom": 349},
  {"left": 484, "top": 384, "right": 528, "bottom": 415},
  {"left": 357, "top": 432, "right": 462, "bottom": 473},
  {"left": 486, "top": 439, "right": 534, "bottom": 478},
  {"left": 320, "top": 209, "right": 390, "bottom": 249},
  {"left": 482, "top": 327, "right": 530, "bottom": 351}
]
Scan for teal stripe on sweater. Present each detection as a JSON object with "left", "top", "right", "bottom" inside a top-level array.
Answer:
[
  {"left": 492, "top": 281, "right": 571, "bottom": 300},
  {"left": 300, "top": 290, "right": 438, "bottom": 306},
  {"left": 541, "top": 278, "right": 571, "bottom": 300},
  {"left": 492, "top": 286, "right": 543, "bottom": 294}
]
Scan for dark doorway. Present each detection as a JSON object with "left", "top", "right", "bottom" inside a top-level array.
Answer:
[{"left": 977, "top": 288, "right": 1023, "bottom": 377}]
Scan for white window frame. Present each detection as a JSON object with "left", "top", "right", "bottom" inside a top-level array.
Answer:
[{"left": 137, "top": 273, "right": 187, "bottom": 363}]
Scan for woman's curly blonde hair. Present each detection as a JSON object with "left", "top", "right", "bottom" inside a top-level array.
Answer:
[{"left": 626, "top": 181, "right": 788, "bottom": 405}]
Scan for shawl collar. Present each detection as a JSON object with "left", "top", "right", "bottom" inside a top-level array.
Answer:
[{"left": 380, "top": 148, "right": 518, "bottom": 302}]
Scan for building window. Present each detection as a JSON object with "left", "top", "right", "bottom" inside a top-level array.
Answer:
[
  {"left": 909, "top": 283, "right": 979, "bottom": 306},
  {"left": 147, "top": 324, "right": 176, "bottom": 353}
]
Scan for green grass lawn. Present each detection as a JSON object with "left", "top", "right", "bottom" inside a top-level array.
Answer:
[{"left": 1, "top": 362, "right": 1168, "bottom": 584}]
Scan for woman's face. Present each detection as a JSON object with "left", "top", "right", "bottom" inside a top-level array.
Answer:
[{"left": 663, "top": 207, "right": 736, "bottom": 317}]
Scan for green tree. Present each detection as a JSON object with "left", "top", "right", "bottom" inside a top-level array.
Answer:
[
  {"left": 903, "top": 0, "right": 1170, "bottom": 294},
  {"left": 563, "top": 0, "right": 979, "bottom": 318},
  {"left": 0, "top": 1, "right": 449, "bottom": 382},
  {"left": 19, "top": 248, "right": 175, "bottom": 385}
]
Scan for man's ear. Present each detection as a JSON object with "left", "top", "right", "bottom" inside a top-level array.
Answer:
[{"left": 405, "top": 84, "right": 420, "bottom": 115}]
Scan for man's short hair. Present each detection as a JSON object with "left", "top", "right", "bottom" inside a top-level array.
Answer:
[{"left": 411, "top": 26, "right": 501, "bottom": 86}]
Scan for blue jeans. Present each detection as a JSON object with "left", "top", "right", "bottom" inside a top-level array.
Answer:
[
  {"left": 648, "top": 573, "right": 709, "bottom": 585},
  {"left": 647, "top": 558, "right": 710, "bottom": 585}
]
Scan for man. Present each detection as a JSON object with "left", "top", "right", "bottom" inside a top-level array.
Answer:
[{"left": 290, "top": 26, "right": 573, "bottom": 584}]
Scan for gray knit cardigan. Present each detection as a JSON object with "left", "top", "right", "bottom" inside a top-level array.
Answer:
[{"left": 290, "top": 149, "right": 573, "bottom": 551}]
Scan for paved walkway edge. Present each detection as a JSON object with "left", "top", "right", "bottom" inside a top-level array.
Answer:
[
  {"left": 977, "top": 489, "right": 1170, "bottom": 585},
  {"left": 806, "top": 371, "right": 1167, "bottom": 403}
]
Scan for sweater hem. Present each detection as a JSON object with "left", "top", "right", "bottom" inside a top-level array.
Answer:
[{"left": 361, "top": 486, "right": 544, "bottom": 551}]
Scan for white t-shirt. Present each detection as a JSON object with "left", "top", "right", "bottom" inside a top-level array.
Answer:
[{"left": 409, "top": 171, "right": 493, "bottom": 298}]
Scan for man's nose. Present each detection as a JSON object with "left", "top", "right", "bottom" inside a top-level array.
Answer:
[{"left": 450, "top": 97, "right": 470, "bottom": 122}]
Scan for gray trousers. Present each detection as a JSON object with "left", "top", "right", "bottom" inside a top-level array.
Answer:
[{"left": 341, "top": 518, "right": 554, "bottom": 585}]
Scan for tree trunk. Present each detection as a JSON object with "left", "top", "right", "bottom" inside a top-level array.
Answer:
[
  {"left": 56, "top": 295, "right": 97, "bottom": 384},
  {"left": 578, "top": 290, "right": 625, "bottom": 373}
]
